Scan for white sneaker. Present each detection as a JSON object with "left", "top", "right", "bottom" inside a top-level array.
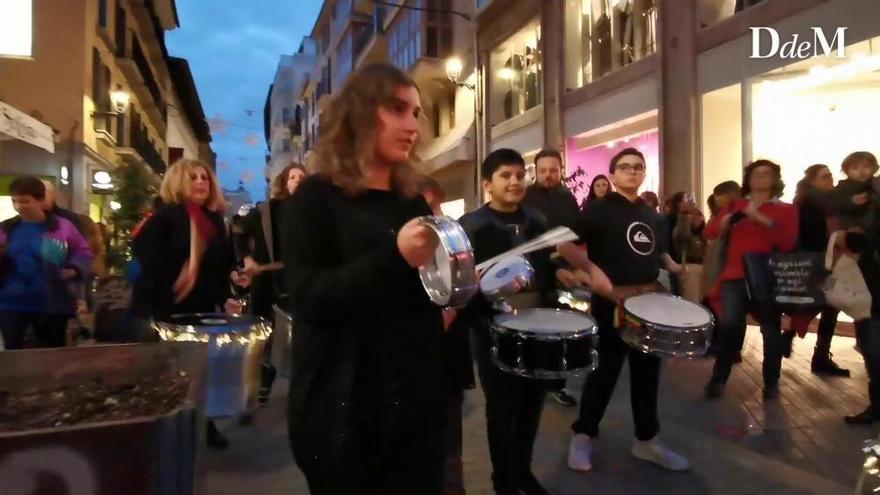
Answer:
[
  {"left": 567, "top": 434, "right": 594, "bottom": 471},
  {"left": 631, "top": 438, "right": 689, "bottom": 471}
]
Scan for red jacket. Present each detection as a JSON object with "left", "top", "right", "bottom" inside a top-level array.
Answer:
[{"left": 704, "top": 198, "right": 799, "bottom": 281}]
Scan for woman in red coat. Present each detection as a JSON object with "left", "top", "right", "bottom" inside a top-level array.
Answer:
[{"left": 704, "top": 160, "right": 799, "bottom": 400}]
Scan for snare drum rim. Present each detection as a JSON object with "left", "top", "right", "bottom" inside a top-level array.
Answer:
[
  {"left": 481, "top": 255, "right": 535, "bottom": 299},
  {"left": 492, "top": 308, "right": 599, "bottom": 341},
  {"left": 490, "top": 349, "right": 600, "bottom": 379},
  {"left": 156, "top": 312, "right": 271, "bottom": 335},
  {"left": 417, "top": 216, "right": 478, "bottom": 308},
  {"left": 623, "top": 294, "right": 715, "bottom": 333}
]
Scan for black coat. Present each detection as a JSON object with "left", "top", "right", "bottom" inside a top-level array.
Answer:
[
  {"left": 281, "top": 176, "right": 447, "bottom": 488},
  {"left": 130, "top": 203, "right": 234, "bottom": 320},
  {"left": 522, "top": 184, "right": 580, "bottom": 229},
  {"left": 239, "top": 199, "right": 287, "bottom": 316},
  {"left": 798, "top": 187, "right": 833, "bottom": 252}
]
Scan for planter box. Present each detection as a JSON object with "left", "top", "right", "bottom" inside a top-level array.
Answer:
[{"left": 0, "top": 343, "right": 206, "bottom": 495}]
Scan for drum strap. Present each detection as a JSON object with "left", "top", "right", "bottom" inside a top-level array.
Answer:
[{"left": 611, "top": 282, "right": 666, "bottom": 327}]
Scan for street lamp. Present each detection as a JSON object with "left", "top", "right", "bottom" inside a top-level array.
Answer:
[
  {"left": 91, "top": 85, "right": 131, "bottom": 117},
  {"left": 444, "top": 55, "right": 481, "bottom": 206}
]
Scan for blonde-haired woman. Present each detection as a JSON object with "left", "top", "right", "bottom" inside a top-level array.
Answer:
[
  {"left": 131, "top": 158, "right": 247, "bottom": 449},
  {"left": 282, "top": 63, "right": 447, "bottom": 494},
  {"left": 239, "top": 162, "right": 308, "bottom": 405}
]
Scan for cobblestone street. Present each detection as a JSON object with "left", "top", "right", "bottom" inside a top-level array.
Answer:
[{"left": 202, "top": 328, "right": 876, "bottom": 494}]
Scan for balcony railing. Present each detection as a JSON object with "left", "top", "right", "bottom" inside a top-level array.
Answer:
[
  {"left": 119, "top": 113, "right": 166, "bottom": 174},
  {"left": 131, "top": 37, "right": 166, "bottom": 122}
]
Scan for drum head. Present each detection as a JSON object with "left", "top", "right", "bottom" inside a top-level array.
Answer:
[
  {"left": 494, "top": 308, "right": 596, "bottom": 335},
  {"left": 480, "top": 255, "right": 533, "bottom": 294},
  {"left": 624, "top": 294, "right": 712, "bottom": 328}
]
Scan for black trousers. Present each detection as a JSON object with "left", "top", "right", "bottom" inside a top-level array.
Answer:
[
  {"left": 571, "top": 298, "right": 661, "bottom": 441},
  {"left": 710, "top": 279, "right": 783, "bottom": 386},
  {"left": 854, "top": 318, "right": 880, "bottom": 412},
  {"left": 0, "top": 311, "right": 69, "bottom": 349},
  {"left": 472, "top": 324, "right": 546, "bottom": 494},
  {"left": 815, "top": 307, "right": 839, "bottom": 353},
  {"left": 295, "top": 411, "right": 446, "bottom": 495}
]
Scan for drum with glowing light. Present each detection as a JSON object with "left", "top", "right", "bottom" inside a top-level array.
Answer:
[{"left": 155, "top": 314, "right": 271, "bottom": 418}]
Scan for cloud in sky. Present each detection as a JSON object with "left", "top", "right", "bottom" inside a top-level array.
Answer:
[{"left": 166, "top": 0, "right": 323, "bottom": 202}]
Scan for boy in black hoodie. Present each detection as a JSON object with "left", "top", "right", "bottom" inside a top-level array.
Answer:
[{"left": 452, "top": 148, "right": 555, "bottom": 495}]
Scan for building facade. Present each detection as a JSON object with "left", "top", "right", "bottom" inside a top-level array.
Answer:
[
  {"left": 287, "top": 0, "right": 880, "bottom": 216},
  {"left": 263, "top": 39, "right": 318, "bottom": 187},
  {"left": 0, "top": 0, "right": 212, "bottom": 221},
  {"left": 476, "top": 0, "right": 880, "bottom": 208},
  {"left": 299, "top": 0, "right": 481, "bottom": 216}
]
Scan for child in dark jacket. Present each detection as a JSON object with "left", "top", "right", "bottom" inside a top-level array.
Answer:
[{"left": 833, "top": 151, "right": 880, "bottom": 231}]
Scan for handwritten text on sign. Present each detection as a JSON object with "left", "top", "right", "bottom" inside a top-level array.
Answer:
[{"left": 769, "top": 257, "right": 823, "bottom": 305}]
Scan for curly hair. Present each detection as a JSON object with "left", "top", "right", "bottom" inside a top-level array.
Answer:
[
  {"left": 159, "top": 158, "right": 225, "bottom": 213},
  {"left": 308, "top": 62, "right": 422, "bottom": 198},
  {"left": 741, "top": 159, "right": 784, "bottom": 199},
  {"left": 271, "top": 163, "right": 307, "bottom": 200}
]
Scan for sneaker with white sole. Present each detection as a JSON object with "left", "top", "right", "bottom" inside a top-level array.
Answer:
[
  {"left": 567, "top": 434, "right": 594, "bottom": 472},
  {"left": 631, "top": 438, "right": 689, "bottom": 471}
]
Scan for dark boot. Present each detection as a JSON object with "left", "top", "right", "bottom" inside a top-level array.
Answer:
[
  {"left": 846, "top": 382, "right": 880, "bottom": 424},
  {"left": 781, "top": 331, "right": 795, "bottom": 359},
  {"left": 206, "top": 420, "right": 229, "bottom": 450},
  {"left": 811, "top": 347, "right": 850, "bottom": 377},
  {"left": 258, "top": 363, "right": 277, "bottom": 406}
]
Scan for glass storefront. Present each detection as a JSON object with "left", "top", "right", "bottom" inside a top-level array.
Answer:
[
  {"left": 565, "top": 128, "right": 660, "bottom": 205},
  {"left": 701, "top": 35, "right": 880, "bottom": 204},
  {"left": 489, "top": 18, "right": 542, "bottom": 125},
  {"left": 563, "top": 0, "right": 658, "bottom": 91}
]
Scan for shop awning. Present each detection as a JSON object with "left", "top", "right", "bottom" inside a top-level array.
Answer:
[{"left": 0, "top": 101, "right": 55, "bottom": 153}]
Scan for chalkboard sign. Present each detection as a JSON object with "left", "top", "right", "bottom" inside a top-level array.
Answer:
[
  {"left": 93, "top": 276, "right": 134, "bottom": 342},
  {"left": 743, "top": 252, "right": 827, "bottom": 312}
]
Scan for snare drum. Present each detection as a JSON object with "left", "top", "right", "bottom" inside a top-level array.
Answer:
[
  {"left": 417, "top": 216, "right": 479, "bottom": 308},
  {"left": 480, "top": 255, "right": 534, "bottom": 301},
  {"left": 490, "top": 308, "right": 599, "bottom": 379},
  {"left": 155, "top": 313, "right": 272, "bottom": 418},
  {"left": 620, "top": 293, "right": 714, "bottom": 358}
]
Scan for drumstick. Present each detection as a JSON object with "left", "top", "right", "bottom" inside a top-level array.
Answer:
[
  {"left": 251, "top": 262, "right": 284, "bottom": 274},
  {"left": 476, "top": 227, "right": 579, "bottom": 272}
]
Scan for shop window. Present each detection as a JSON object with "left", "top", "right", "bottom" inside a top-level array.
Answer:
[
  {"left": 388, "top": 1, "right": 422, "bottom": 70},
  {"left": 563, "top": 0, "right": 658, "bottom": 91},
  {"left": 115, "top": 5, "right": 126, "bottom": 56},
  {"left": 749, "top": 35, "right": 880, "bottom": 202},
  {"left": 335, "top": 31, "right": 353, "bottom": 86},
  {"left": 98, "top": 0, "right": 108, "bottom": 28},
  {"left": 697, "top": 0, "right": 759, "bottom": 29},
  {"left": 426, "top": 0, "right": 453, "bottom": 59},
  {"left": 489, "top": 19, "right": 542, "bottom": 125}
]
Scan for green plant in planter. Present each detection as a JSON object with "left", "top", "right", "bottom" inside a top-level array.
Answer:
[{"left": 108, "top": 163, "right": 156, "bottom": 273}]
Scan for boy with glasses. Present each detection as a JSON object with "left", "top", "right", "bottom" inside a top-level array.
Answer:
[{"left": 557, "top": 148, "right": 689, "bottom": 473}]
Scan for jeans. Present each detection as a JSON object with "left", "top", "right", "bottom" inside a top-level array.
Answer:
[
  {"left": 710, "top": 279, "right": 783, "bottom": 386},
  {"left": 572, "top": 298, "right": 661, "bottom": 441},
  {"left": 0, "top": 311, "right": 69, "bottom": 349},
  {"left": 472, "top": 323, "right": 546, "bottom": 494}
]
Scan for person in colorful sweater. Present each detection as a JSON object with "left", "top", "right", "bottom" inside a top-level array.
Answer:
[{"left": 0, "top": 177, "right": 93, "bottom": 349}]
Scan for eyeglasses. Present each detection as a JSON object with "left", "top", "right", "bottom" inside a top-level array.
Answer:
[{"left": 615, "top": 164, "right": 646, "bottom": 174}]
